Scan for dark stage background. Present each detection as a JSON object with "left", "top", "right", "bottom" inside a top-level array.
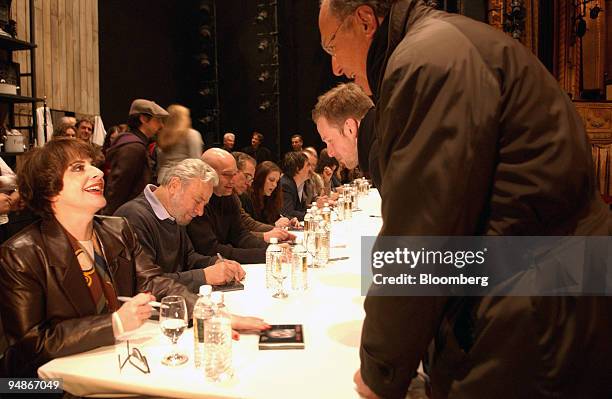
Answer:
[{"left": 99, "top": 0, "right": 343, "bottom": 159}]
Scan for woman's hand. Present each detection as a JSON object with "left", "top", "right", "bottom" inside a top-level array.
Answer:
[
  {"left": 230, "top": 314, "right": 271, "bottom": 334},
  {"left": 322, "top": 166, "right": 334, "bottom": 182},
  {"left": 115, "top": 293, "right": 155, "bottom": 333}
]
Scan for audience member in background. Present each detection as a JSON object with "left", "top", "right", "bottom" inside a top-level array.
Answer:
[
  {"left": 0, "top": 157, "right": 23, "bottom": 243},
  {"left": 290, "top": 134, "right": 304, "bottom": 152},
  {"left": 156, "top": 104, "right": 204, "bottom": 184},
  {"left": 75, "top": 118, "right": 94, "bottom": 142},
  {"left": 304, "top": 146, "right": 318, "bottom": 159},
  {"left": 312, "top": 82, "right": 377, "bottom": 187},
  {"left": 242, "top": 160, "right": 298, "bottom": 228},
  {"left": 0, "top": 139, "right": 195, "bottom": 376},
  {"left": 58, "top": 116, "right": 76, "bottom": 127},
  {"left": 115, "top": 159, "right": 244, "bottom": 291},
  {"left": 242, "top": 131, "right": 273, "bottom": 164},
  {"left": 280, "top": 151, "right": 310, "bottom": 220},
  {"left": 188, "top": 148, "right": 268, "bottom": 263},
  {"left": 101, "top": 126, "right": 121, "bottom": 154},
  {"left": 222, "top": 132, "right": 235, "bottom": 152},
  {"left": 103, "top": 99, "right": 168, "bottom": 215},
  {"left": 302, "top": 150, "right": 328, "bottom": 206},
  {"left": 52, "top": 123, "right": 77, "bottom": 139},
  {"left": 233, "top": 153, "right": 294, "bottom": 242},
  {"left": 76, "top": 118, "right": 105, "bottom": 168},
  {"left": 314, "top": 149, "right": 340, "bottom": 197}
]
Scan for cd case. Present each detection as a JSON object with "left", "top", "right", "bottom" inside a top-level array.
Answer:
[
  {"left": 212, "top": 280, "right": 244, "bottom": 292},
  {"left": 259, "top": 324, "right": 305, "bottom": 350}
]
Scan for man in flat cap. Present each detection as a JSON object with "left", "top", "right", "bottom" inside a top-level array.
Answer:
[{"left": 103, "top": 99, "right": 168, "bottom": 215}]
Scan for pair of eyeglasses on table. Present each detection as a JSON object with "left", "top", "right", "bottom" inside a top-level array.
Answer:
[{"left": 117, "top": 340, "right": 150, "bottom": 374}]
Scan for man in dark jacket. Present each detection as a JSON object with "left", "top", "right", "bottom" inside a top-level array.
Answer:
[
  {"left": 241, "top": 131, "right": 274, "bottom": 164},
  {"left": 103, "top": 99, "right": 168, "bottom": 215},
  {"left": 280, "top": 151, "right": 311, "bottom": 221},
  {"left": 319, "top": 1, "right": 612, "bottom": 398},
  {"left": 187, "top": 148, "right": 268, "bottom": 264}
]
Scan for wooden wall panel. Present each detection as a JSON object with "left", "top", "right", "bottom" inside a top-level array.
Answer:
[{"left": 9, "top": 0, "right": 100, "bottom": 128}]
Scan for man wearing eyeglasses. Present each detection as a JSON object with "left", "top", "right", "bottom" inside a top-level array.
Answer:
[
  {"left": 319, "top": 1, "right": 611, "bottom": 398},
  {"left": 232, "top": 152, "right": 294, "bottom": 244},
  {"left": 187, "top": 148, "right": 268, "bottom": 264}
]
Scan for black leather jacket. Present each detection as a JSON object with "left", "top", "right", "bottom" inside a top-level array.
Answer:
[{"left": 0, "top": 216, "right": 196, "bottom": 377}]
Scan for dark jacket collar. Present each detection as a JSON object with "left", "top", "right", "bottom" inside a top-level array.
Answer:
[
  {"left": 41, "top": 216, "right": 125, "bottom": 317},
  {"left": 368, "top": 0, "right": 433, "bottom": 99}
]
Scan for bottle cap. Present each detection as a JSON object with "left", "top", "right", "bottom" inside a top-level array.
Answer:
[
  {"left": 270, "top": 237, "right": 278, "bottom": 244},
  {"left": 211, "top": 291, "right": 224, "bottom": 305},
  {"left": 199, "top": 285, "right": 212, "bottom": 296}
]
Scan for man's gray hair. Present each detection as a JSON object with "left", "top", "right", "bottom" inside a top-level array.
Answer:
[
  {"left": 325, "top": 0, "right": 396, "bottom": 19},
  {"left": 223, "top": 132, "right": 235, "bottom": 140},
  {"left": 159, "top": 158, "right": 219, "bottom": 187}
]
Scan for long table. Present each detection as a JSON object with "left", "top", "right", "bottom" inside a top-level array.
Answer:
[{"left": 38, "top": 190, "right": 383, "bottom": 398}]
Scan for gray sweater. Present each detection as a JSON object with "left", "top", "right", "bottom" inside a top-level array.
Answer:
[{"left": 114, "top": 194, "right": 216, "bottom": 292}]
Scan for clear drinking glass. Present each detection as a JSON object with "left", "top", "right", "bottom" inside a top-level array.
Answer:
[{"left": 159, "top": 295, "right": 188, "bottom": 366}]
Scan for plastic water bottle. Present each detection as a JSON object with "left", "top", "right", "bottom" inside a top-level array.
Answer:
[
  {"left": 322, "top": 202, "right": 331, "bottom": 224},
  {"left": 291, "top": 237, "right": 308, "bottom": 290},
  {"left": 310, "top": 202, "right": 319, "bottom": 216},
  {"left": 314, "top": 219, "right": 330, "bottom": 267},
  {"left": 204, "top": 292, "right": 233, "bottom": 381},
  {"left": 336, "top": 195, "right": 345, "bottom": 221},
  {"left": 266, "top": 237, "right": 282, "bottom": 289},
  {"left": 303, "top": 209, "right": 313, "bottom": 248},
  {"left": 193, "top": 285, "right": 213, "bottom": 368}
]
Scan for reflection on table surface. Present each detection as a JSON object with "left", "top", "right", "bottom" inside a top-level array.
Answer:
[{"left": 38, "top": 191, "right": 383, "bottom": 399}]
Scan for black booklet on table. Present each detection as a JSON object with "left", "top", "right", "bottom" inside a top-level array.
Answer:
[
  {"left": 212, "top": 280, "right": 244, "bottom": 292},
  {"left": 259, "top": 324, "right": 305, "bottom": 350}
]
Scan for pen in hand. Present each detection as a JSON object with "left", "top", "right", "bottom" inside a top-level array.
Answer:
[
  {"left": 217, "top": 252, "right": 239, "bottom": 283},
  {"left": 117, "top": 296, "right": 163, "bottom": 308}
]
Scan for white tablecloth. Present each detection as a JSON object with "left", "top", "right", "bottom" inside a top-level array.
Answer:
[{"left": 38, "top": 190, "right": 383, "bottom": 398}]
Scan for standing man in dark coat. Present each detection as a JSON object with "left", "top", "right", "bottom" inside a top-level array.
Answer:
[
  {"left": 103, "top": 99, "right": 168, "bottom": 215},
  {"left": 242, "top": 131, "right": 274, "bottom": 164},
  {"left": 319, "top": 0, "right": 612, "bottom": 398}
]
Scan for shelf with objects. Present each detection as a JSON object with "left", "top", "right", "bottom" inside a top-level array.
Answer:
[
  {"left": 0, "top": 0, "right": 42, "bottom": 156},
  {"left": 0, "top": 0, "right": 41, "bottom": 245}
]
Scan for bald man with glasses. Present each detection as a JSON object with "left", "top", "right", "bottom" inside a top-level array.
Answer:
[{"left": 187, "top": 149, "right": 268, "bottom": 264}]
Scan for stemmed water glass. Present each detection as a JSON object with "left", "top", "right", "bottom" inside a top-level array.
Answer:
[{"left": 159, "top": 295, "right": 188, "bottom": 366}]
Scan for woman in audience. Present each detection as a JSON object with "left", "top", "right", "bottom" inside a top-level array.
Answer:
[
  {"left": 241, "top": 161, "right": 294, "bottom": 227},
  {"left": 0, "top": 138, "right": 267, "bottom": 377},
  {"left": 52, "top": 123, "right": 77, "bottom": 139},
  {"left": 314, "top": 148, "right": 340, "bottom": 198},
  {"left": 156, "top": 104, "right": 204, "bottom": 183}
]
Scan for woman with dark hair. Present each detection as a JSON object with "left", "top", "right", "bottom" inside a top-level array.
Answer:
[
  {"left": 0, "top": 138, "right": 267, "bottom": 377},
  {"left": 241, "top": 161, "right": 294, "bottom": 227},
  {"left": 51, "top": 123, "right": 77, "bottom": 139},
  {"left": 314, "top": 148, "right": 340, "bottom": 197},
  {"left": 280, "top": 151, "right": 310, "bottom": 220}
]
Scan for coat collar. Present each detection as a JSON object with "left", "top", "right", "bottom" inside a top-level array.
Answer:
[
  {"left": 41, "top": 216, "right": 125, "bottom": 317},
  {"left": 371, "top": 0, "right": 434, "bottom": 97}
]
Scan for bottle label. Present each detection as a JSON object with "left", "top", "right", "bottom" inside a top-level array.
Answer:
[{"left": 195, "top": 317, "right": 205, "bottom": 343}]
